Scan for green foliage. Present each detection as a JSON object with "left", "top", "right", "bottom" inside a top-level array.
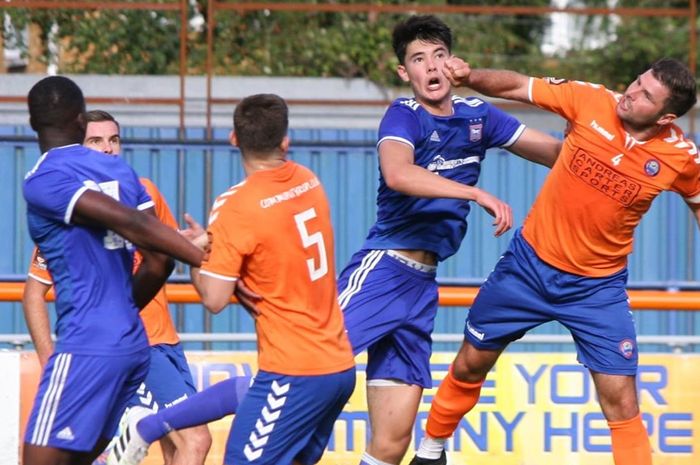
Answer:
[
  {"left": 552, "top": 0, "right": 693, "bottom": 90},
  {"left": 1, "top": 0, "right": 696, "bottom": 90}
]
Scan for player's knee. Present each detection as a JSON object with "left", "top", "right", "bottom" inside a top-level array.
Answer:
[
  {"left": 369, "top": 430, "right": 412, "bottom": 463},
  {"left": 452, "top": 351, "right": 489, "bottom": 383},
  {"left": 182, "top": 425, "right": 212, "bottom": 458}
]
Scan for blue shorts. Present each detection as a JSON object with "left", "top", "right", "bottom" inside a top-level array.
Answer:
[
  {"left": 25, "top": 349, "right": 150, "bottom": 451},
  {"left": 466, "top": 229, "right": 637, "bottom": 375},
  {"left": 127, "top": 342, "right": 196, "bottom": 411},
  {"left": 224, "top": 368, "right": 356, "bottom": 465},
  {"left": 338, "top": 249, "right": 438, "bottom": 388}
]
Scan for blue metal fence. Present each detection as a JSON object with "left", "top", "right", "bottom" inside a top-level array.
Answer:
[{"left": 2, "top": 125, "right": 698, "bottom": 351}]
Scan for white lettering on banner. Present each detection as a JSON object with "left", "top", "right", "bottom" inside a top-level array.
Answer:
[{"left": 19, "top": 352, "right": 691, "bottom": 465}]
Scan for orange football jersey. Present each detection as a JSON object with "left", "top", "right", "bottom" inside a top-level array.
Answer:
[
  {"left": 201, "top": 160, "right": 354, "bottom": 376},
  {"left": 27, "top": 177, "right": 180, "bottom": 345},
  {"left": 523, "top": 77, "right": 700, "bottom": 276}
]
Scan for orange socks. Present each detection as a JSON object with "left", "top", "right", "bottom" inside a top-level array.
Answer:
[
  {"left": 426, "top": 366, "right": 484, "bottom": 439},
  {"left": 608, "top": 414, "right": 652, "bottom": 465}
]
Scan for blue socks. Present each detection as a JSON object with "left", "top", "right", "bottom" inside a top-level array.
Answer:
[{"left": 137, "top": 375, "right": 251, "bottom": 443}]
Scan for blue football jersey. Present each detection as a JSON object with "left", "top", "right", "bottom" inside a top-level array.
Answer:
[
  {"left": 363, "top": 95, "right": 525, "bottom": 261},
  {"left": 23, "top": 144, "right": 153, "bottom": 355}
]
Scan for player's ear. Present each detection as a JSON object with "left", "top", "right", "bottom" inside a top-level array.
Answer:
[
  {"left": 229, "top": 130, "right": 238, "bottom": 147},
  {"left": 656, "top": 112, "right": 677, "bottom": 126},
  {"left": 397, "top": 64, "right": 410, "bottom": 83},
  {"left": 280, "top": 135, "right": 290, "bottom": 152}
]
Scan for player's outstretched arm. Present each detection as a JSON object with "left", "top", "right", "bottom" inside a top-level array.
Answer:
[
  {"left": 22, "top": 276, "right": 53, "bottom": 368},
  {"left": 443, "top": 56, "right": 531, "bottom": 103},
  {"left": 508, "top": 127, "right": 562, "bottom": 168},
  {"left": 379, "top": 140, "right": 512, "bottom": 235},
  {"left": 71, "top": 190, "right": 204, "bottom": 267}
]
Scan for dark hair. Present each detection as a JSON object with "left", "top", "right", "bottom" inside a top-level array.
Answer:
[
  {"left": 233, "top": 94, "right": 288, "bottom": 153},
  {"left": 27, "top": 76, "right": 85, "bottom": 131},
  {"left": 650, "top": 58, "right": 697, "bottom": 117},
  {"left": 392, "top": 15, "right": 452, "bottom": 65},
  {"left": 84, "top": 109, "right": 120, "bottom": 132}
]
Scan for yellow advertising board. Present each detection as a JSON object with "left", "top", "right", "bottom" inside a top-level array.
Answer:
[{"left": 19, "top": 351, "right": 700, "bottom": 464}]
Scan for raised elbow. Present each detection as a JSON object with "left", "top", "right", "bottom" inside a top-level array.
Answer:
[{"left": 202, "top": 296, "right": 227, "bottom": 314}]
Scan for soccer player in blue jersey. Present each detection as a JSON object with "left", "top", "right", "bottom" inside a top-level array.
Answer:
[
  {"left": 22, "top": 75, "right": 205, "bottom": 465},
  {"left": 22, "top": 110, "right": 212, "bottom": 465},
  {"left": 336, "top": 15, "right": 562, "bottom": 465}
]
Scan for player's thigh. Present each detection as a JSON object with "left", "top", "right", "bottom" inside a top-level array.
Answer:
[
  {"left": 25, "top": 350, "right": 149, "bottom": 452},
  {"left": 465, "top": 242, "right": 550, "bottom": 350},
  {"left": 225, "top": 369, "right": 355, "bottom": 465},
  {"left": 559, "top": 274, "right": 637, "bottom": 376},
  {"left": 338, "top": 249, "right": 437, "bottom": 355},
  {"left": 129, "top": 343, "right": 197, "bottom": 411},
  {"left": 367, "top": 383, "right": 423, "bottom": 440}
]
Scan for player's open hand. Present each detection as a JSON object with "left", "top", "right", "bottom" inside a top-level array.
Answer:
[
  {"left": 235, "top": 279, "right": 262, "bottom": 318},
  {"left": 473, "top": 188, "right": 513, "bottom": 237},
  {"left": 443, "top": 56, "right": 472, "bottom": 88},
  {"left": 179, "top": 213, "right": 209, "bottom": 251}
]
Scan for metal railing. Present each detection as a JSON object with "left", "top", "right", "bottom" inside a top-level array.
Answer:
[{"left": 1, "top": 281, "right": 699, "bottom": 351}]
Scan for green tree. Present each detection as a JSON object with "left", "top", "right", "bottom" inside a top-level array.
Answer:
[
  {"left": 3, "top": 2, "right": 184, "bottom": 74},
  {"left": 553, "top": 0, "right": 693, "bottom": 91}
]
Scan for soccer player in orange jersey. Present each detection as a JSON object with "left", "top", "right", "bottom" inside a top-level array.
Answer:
[
  {"left": 22, "top": 110, "right": 212, "bottom": 465},
  {"left": 108, "top": 94, "right": 356, "bottom": 465},
  {"left": 410, "top": 59, "right": 700, "bottom": 465}
]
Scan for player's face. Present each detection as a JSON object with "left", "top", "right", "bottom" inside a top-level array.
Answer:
[
  {"left": 83, "top": 120, "right": 121, "bottom": 155},
  {"left": 397, "top": 40, "right": 451, "bottom": 113},
  {"left": 616, "top": 70, "right": 672, "bottom": 128}
]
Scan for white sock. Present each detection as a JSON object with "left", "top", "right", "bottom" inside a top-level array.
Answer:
[
  {"left": 417, "top": 437, "right": 447, "bottom": 460},
  {"left": 359, "top": 451, "right": 394, "bottom": 465}
]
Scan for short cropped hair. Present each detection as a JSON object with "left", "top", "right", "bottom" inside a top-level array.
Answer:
[
  {"left": 392, "top": 15, "right": 452, "bottom": 65},
  {"left": 84, "top": 109, "right": 120, "bottom": 132},
  {"left": 650, "top": 58, "right": 697, "bottom": 117},
  {"left": 27, "top": 76, "right": 85, "bottom": 131},
  {"left": 233, "top": 94, "right": 288, "bottom": 154}
]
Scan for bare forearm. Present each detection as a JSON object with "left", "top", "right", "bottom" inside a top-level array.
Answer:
[
  {"left": 385, "top": 163, "right": 483, "bottom": 201},
  {"left": 466, "top": 69, "right": 531, "bottom": 102},
  {"left": 132, "top": 251, "right": 174, "bottom": 309},
  {"left": 22, "top": 280, "right": 54, "bottom": 367},
  {"left": 72, "top": 191, "right": 204, "bottom": 267},
  {"left": 123, "top": 215, "right": 204, "bottom": 267}
]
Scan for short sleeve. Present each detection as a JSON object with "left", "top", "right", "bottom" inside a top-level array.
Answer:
[
  {"left": 672, "top": 152, "right": 700, "bottom": 204},
  {"left": 139, "top": 178, "right": 177, "bottom": 229},
  {"left": 200, "top": 198, "right": 254, "bottom": 281},
  {"left": 482, "top": 102, "right": 525, "bottom": 148},
  {"left": 23, "top": 165, "right": 91, "bottom": 224},
  {"left": 27, "top": 247, "right": 53, "bottom": 285},
  {"left": 377, "top": 102, "right": 422, "bottom": 150},
  {"left": 529, "top": 77, "right": 584, "bottom": 122}
]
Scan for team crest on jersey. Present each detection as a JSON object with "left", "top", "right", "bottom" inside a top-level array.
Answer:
[
  {"left": 644, "top": 159, "right": 660, "bottom": 177},
  {"left": 619, "top": 339, "right": 635, "bottom": 359},
  {"left": 544, "top": 77, "right": 568, "bottom": 85},
  {"left": 469, "top": 123, "right": 483, "bottom": 142}
]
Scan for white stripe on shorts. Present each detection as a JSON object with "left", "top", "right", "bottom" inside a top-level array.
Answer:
[
  {"left": 338, "top": 250, "right": 384, "bottom": 309},
  {"left": 32, "top": 353, "right": 71, "bottom": 446}
]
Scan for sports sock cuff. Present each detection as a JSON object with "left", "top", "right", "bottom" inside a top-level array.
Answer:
[{"left": 448, "top": 365, "right": 484, "bottom": 389}]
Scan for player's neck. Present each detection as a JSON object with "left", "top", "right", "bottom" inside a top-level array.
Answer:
[
  {"left": 621, "top": 121, "right": 664, "bottom": 142},
  {"left": 37, "top": 127, "right": 84, "bottom": 153},
  {"left": 242, "top": 153, "right": 287, "bottom": 175},
  {"left": 417, "top": 96, "right": 453, "bottom": 117}
]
